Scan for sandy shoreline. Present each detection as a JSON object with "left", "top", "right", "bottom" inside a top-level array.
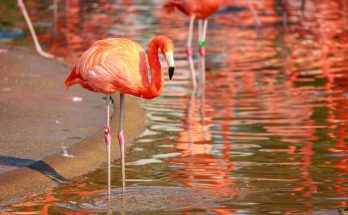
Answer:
[{"left": 0, "top": 47, "right": 145, "bottom": 202}]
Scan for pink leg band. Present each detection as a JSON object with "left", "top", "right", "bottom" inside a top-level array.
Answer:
[
  {"left": 186, "top": 47, "right": 193, "bottom": 57},
  {"left": 199, "top": 47, "right": 206, "bottom": 57}
]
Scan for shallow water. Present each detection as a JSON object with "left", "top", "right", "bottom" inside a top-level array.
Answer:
[{"left": 2, "top": 0, "right": 348, "bottom": 214}]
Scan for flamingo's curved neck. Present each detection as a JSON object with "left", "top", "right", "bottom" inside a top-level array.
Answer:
[{"left": 145, "top": 38, "right": 164, "bottom": 99}]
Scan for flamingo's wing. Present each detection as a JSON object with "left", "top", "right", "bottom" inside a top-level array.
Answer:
[
  {"left": 77, "top": 38, "right": 145, "bottom": 95},
  {"left": 85, "top": 61, "right": 131, "bottom": 94},
  {"left": 139, "top": 51, "right": 149, "bottom": 87}
]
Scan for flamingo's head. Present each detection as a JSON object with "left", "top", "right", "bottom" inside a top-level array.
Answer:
[{"left": 158, "top": 36, "right": 175, "bottom": 80}]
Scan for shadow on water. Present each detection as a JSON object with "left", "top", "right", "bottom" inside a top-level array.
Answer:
[{"left": 0, "top": 156, "right": 70, "bottom": 184}]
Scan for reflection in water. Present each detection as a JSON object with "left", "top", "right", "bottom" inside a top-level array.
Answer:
[{"left": 2, "top": 0, "right": 348, "bottom": 214}]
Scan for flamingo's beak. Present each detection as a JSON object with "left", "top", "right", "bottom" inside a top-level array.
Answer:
[
  {"left": 165, "top": 51, "right": 175, "bottom": 80},
  {"left": 169, "top": 67, "right": 174, "bottom": 80}
]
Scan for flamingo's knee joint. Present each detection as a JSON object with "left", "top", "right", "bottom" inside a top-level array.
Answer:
[
  {"left": 118, "top": 130, "right": 125, "bottom": 146},
  {"left": 199, "top": 41, "right": 206, "bottom": 57},
  {"left": 104, "top": 127, "right": 111, "bottom": 145},
  {"left": 186, "top": 47, "right": 193, "bottom": 58}
]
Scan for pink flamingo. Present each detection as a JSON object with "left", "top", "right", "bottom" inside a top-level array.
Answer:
[
  {"left": 17, "top": 0, "right": 54, "bottom": 58},
  {"left": 164, "top": 0, "right": 261, "bottom": 88},
  {"left": 64, "top": 36, "right": 175, "bottom": 195}
]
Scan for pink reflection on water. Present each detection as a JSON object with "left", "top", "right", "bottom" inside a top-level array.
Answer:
[
  {"left": 284, "top": 0, "right": 348, "bottom": 211},
  {"left": 11, "top": 188, "right": 58, "bottom": 215},
  {"left": 177, "top": 94, "right": 212, "bottom": 152},
  {"left": 164, "top": 0, "right": 348, "bottom": 212},
  {"left": 168, "top": 87, "right": 236, "bottom": 188},
  {"left": 11, "top": 0, "right": 348, "bottom": 213}
]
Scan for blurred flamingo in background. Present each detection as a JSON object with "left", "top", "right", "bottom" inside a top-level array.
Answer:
[
  {"left": 164, "top": 0, "right": 261, "bottom": 88},
  {"left": 282, "top": 0, "right": 348, "bottom": 31},
  {"left": 17, "top": 0, "right": 54, "bottom": 58},
  {"left": 64, "top": 36, "right": 175, "bottom": 195}
]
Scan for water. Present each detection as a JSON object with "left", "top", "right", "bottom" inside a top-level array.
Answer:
[{"left": 1, "top": 0, "right": 348, "bottom": 214}]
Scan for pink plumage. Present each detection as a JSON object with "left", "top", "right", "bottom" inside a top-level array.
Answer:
[
  {"left": 164, "top": 0, "right": 224, "bottom": 19},
  {"left": 64, "top": 36, "right": 175, "bottom": 193},
  {"left": 65, "top": 36, "right": 174, "bottom": 99}
]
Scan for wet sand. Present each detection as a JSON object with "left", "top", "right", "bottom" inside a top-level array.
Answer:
[{"left": 0, "top": 47, "right": 145, "bottom": 201}]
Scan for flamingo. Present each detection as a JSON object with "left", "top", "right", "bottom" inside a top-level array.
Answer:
[
  {"left": 164, "top": 0, "right": 261, "bottom": 88},
  {"left": 64, "top": 36, "right": 175, "bottom": 195},
  {"left": 17, "top": 0, "right": 54, "bottom": 59}
]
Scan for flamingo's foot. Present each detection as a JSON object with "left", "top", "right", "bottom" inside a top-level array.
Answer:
[
  {"left": 104, "top": 127, "right": 111, "bottom": 145},
  {"left": 186, "top": 47, "right": 193, "bottom": 58},
  {"left": 38, "top": 50, "right": 54, "bottom": 59}
]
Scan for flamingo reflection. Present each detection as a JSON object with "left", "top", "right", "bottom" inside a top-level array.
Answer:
[{"left": 281, "top": 0, "right": 348, "bottom": 210}]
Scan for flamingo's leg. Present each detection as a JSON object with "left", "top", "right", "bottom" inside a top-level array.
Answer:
[
  {"left": 198, "top": 19, "right": 208, "bottom": 87},
  {"left": 197, "top": 21, "right": 207, "bottom": 148},
  {"left": 118, "top": 93, "right": 126, "bottom": 193},
  {"left": 245, "top": 0, "right": 262, "bottom": 28},
  {"left": 104, "top": 95, "right": 112, "bottom": 197},
  {"left": 17, "top": 0, "right": 54, "bottom": 59},
  {"left": 198, "top": 20, "right": 203, "bottom": 81},
  {"left": 187, "top": 16, "right": 197, "bottom": 89}
]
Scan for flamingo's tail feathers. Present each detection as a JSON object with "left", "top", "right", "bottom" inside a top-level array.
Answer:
[
  {"left": 163, "top": 2, "right": 176, "bottom": 13},
  {"left": 64, "top": 67, "right": 79, "bottom": 90}
]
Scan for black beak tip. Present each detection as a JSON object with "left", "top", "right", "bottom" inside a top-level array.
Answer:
[{"left": 168, "top": 67, "right": 175, "bottom": 80}]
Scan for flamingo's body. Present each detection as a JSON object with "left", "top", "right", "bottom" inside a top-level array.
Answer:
[
  {"left": 164, "top": 0, "right": 261, "bottom": 88},
  {"left": 65, "top": 36, "right": 175, "bottom": 194},
  {"left": 164, "top": 0, "right": 223, "bottom": 19}
]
